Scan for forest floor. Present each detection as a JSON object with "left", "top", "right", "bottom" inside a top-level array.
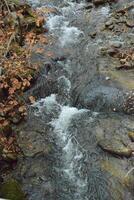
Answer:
[{"left": 0, "top": 0, "right": 49, "bottom": 177}]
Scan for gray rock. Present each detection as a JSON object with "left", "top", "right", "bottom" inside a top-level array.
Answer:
[{"left": 98, "top": 137, "right": 132, "bottom": 157}]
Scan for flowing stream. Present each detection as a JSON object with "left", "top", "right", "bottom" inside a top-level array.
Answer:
[
  {"left": 31, "top": 1, "right": 95, "bottom": 199},
  {"left": 25, "top": 0, "right": 134, "bottom": 199}
]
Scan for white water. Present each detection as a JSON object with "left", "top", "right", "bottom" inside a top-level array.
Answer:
[
  {"left": 47, "top": 16, "right": 83, "bottom": 47},
  {"left": 30, "top": 0, "right": 89, "bottom": 199},
  {"left": 46, "top": 4, "right": 89, "bottom": 195},
  {"left": 46, "top": 2, "right": 84, "bottom": 47},
  {"left": 32, "top": 94, "right": 57, "bottom": 116},
  {"left": 50, "top": 101, "right": 88, "bottom": 199},
  {"left": 100, "top": 6, "right": 110, "bottom": 16},
  {"left": 33, "top": 93, "right": 88, "bottom": 199},
  {"left": 58, "top": 76, "right": 71, "bottom": 96}
]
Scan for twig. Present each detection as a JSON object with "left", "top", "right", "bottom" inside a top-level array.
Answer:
[
  {"left": 125, "top": 167, "right": 134, "bottom": 177},
  {"left": 3, "top": 0, "right": 11, "bottom": 14},
  {"left": 4, "top": 32, "right": 15, "bottom": 58}
]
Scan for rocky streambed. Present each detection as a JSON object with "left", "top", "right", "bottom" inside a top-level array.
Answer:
[{"left": 1, "top": 0, "right": 134, "bottom": 199}]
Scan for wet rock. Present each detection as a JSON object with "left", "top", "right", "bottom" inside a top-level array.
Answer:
[
  {"left": 107, "top": 48, "right": 119, "bottom": 56},
  {"left": 0, "top": 179, "right": 25, "bottom": 200},
  {"left": 125, "top": 19, "right": 134, "bottom": 28},
  {"left": 17, "top": 131, "right": 52, "bottom": 157},
  {"left": 128, "top": 131, "right": 134, "bottom": 142},
  {"left": 85, "top": 3, "right": 93, "bottom": 10},
  {"left": 124, "top": 173, "right": 134, "bottom": 191},
  {"left": 10, "top": 113, "right": 22, "bottom": 124},
  {"left": 98, "top": 137, "right": 132, "bottom": 157},
  {"left": 89, "top": 31, "right": 97, "bottom": 38},
  {"left": 123, "top": 92, "right": 134, "bottom": 114},
  {"left": 110, "top": 41, "right": 122, "bottom": 48},
  {"left": 77, "top": 83, "right": 125, "bottom": 112},
  {"left": 116, "top": 62, "right": 133, "bottom": 70},
  {"left": 100, "top": 47, "right": 108, "bottom": 55},
  {"left": 93, "top": 0, "right": 106, "bottom": 6},
  {"left": 108, "top": 24, "right": 114, "bottom": 30},
  {"left": 105, "top": 19, "right": 113, "bottom": 27},
  {"left": 13, "top": 155, "right": 55, "bottom": 200},
  {"left": 93, "top": 0, "right": 117, "bottom": 6}
]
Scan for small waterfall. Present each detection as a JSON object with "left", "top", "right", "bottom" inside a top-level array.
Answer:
[{"left": 32, "top": 93, "right": 89, "bottom": 199}]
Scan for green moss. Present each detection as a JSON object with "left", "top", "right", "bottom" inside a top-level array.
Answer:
[{"left": 0, "top": 179, "right": 25, "bottom": 200}]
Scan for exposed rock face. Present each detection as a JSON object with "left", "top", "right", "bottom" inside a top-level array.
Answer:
[
  {"left": 67, "top": 111, "right": 134, "bottom": 199},
  {"left": 13, "top": 108, "right": 57, "bottom": 200}
]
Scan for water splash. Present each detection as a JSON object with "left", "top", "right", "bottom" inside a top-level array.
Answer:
[
  {"left": 32, "top": 94, "right": 57, "bottom": 116},
  {"left": 51, "top": 106, "right": 88, "bottom": 199}
]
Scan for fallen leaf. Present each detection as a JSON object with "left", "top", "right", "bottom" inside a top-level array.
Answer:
[
  {"left": 19, "top": 105, "right": 26, "bottom": 113},
  {"left": 36, "top": 16, "right": 45, "bottom": 27},
  {"left": 29, "top": 96, "right": 36, "bottom": 104}
]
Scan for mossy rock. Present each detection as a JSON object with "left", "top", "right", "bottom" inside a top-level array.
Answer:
[{"left": 0, "top": 179, "right": 25, "bottom": 200}]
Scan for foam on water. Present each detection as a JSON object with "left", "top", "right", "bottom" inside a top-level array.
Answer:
[
  {"left": 61, "top": 1, "right": 85, "bottom": 17},
  {"left": 46, "top": 1, "right": 83, "bottom": 47},
  {"left": 52, "top": 106, "right": 79, "bottom": 135},
  {"left": 32, "top": 94, "right": 57, "bottom": 116},
  {"left": 100, "top": 6, "right": 110, "bottom": 16},
  {"left": 61, "top": 26, "right": 82, "bottom": 47},
  {"left": 47, "top": 16, "right": 82, "bottom": 47},
  {"left": 51, "top": 106, "right": 88, "bottom": 199},
  {"left": 58, "top": 75, "right": 71, "bottom": 92},
  {"left": 47, "top": 15, "right": 68, "bottom": 31}
]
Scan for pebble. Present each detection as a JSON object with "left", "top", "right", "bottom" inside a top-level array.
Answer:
[
  {"left": 105, "top": 76, "right": 110, "bottom": 80},
  {"left": 105, "top": 20, "right": 113, "bottom": 27}
]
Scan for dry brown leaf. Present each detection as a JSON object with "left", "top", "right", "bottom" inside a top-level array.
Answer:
[
  {"left": 18, "top": 105, "right": 26, "bottom": 113},
  {"left": 12, "top": 78, "right": 21, "bottom": 90},
  {"left": 29, "top": 96, "right": 36, "bottom": 104},
  {"left": 8, "top": 87, "right": 15, "bottom": 95},
  {"left": 36, "top": 16, "right": 45, "bottom": 27},
  {"left": 23, "top": 79, "right": 30, "bottom": 87}
]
